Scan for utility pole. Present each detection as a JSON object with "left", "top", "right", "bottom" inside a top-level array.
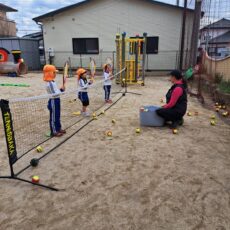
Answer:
[
  {"left": 179, "top": 0, "right": 187, "bottom": 70},
  {"left": 176, "top": 0, "right": 180, "bottom": 6},
  {"left": 189, "top": 0, "right": 202, "bottom": 66}
]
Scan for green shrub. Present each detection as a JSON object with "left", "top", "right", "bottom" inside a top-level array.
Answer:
[
  {"left": 218, "top": 80, "right": 230, "bottom": 94},
  {"left": 214, "top": 73, "right": 223, "bottom": 84}
]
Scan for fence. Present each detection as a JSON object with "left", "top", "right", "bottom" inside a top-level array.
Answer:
[
  {"left": 45, "top": 50, "right": 188, "bottom": 71},
  {"left": 188, "top": 51, "right": 230, "bottom": 107},
  {"left": 202, "top": 52, "right": 230, "bottom": 81}
]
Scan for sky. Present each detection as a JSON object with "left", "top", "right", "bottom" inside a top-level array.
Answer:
[{"left": 2, "top": 0, "right": 229, "bottom": 37}]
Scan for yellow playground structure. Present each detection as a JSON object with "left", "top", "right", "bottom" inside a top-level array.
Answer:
[{"left": 115, "top": 32, "right": 147, "bottom": 86}]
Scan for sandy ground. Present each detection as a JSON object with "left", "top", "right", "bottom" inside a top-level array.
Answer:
[{"left": 0, "top": 73, "right": 230, "bottom": 230}]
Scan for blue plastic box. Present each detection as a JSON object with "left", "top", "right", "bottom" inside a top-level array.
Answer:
[{"left": 140, "top": 106, "right": 165, "bottom": 127}]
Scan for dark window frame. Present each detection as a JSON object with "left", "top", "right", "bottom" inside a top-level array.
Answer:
[
  {"left": 129, "top": 36, "right": 159, "bottom": 54},
  {"left": 72, "top": 38, "right": 99, "bottom": 54}
]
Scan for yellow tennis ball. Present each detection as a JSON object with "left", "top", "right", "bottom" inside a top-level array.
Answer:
[
  {"left": 136, "top": 128, "right": 141, "bottom": 133},
  {"left": 222, "top": 112, "right": 229, "bottom": 117},
  {"left": 112, "top": 119, "right": 116, "bottom": 124},
  {"left": 187, "top": 112, "right": 192, "bottom": 116},
  {"left": 172, "top": 129, "right": 178, "bottom": 134},
  {"left": 32, "top": 175, "right": 40, "bottom": 183},
  {"left": 106, "top": 131, "right": 112, "bottom": 137},
  {"left": 36, "top": 146, "right": 43, "bottom": 153},
  {"left": 210, "top": 115, "right": 216, "bottom": 119},
  {"left": 210, "top": 120, "right": 216, "bottom": 126}
]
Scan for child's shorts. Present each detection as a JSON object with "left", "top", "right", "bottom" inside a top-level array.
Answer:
[{"left": 78, "top": 92, "right": 89, "bottom": 106}]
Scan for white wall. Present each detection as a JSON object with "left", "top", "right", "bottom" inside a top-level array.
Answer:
[{"left": 41, "top": 0, "right": 194, "bottom": 69}]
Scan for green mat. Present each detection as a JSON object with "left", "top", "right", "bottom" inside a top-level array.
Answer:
[{"left": 0, "top": 83, "right": 30, "bottom": 87}]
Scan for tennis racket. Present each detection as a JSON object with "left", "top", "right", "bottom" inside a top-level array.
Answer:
[{"left": 89, "top": 57, "right": 96, "bottom": 79}]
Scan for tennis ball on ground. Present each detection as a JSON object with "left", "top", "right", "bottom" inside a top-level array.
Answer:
[
  {"left": 215, "top": 102, "right": 219, "bottom": 106},
  {"left": 136, "top": 128, "right": 141, "bottom": 134},
  {"left": 36, "top": 146, "right": 43, "bottom": 153},
  {"left": 30, "top": 158, "right": 39, "bottom": 167},
  {"left": 101, "top": 110, "right": 105, "bottom": 115},
  {"left": 32, "top": 175, "right": 40, "bottom": 183},
  {"left": 92, "top": 113, "right": 98, "bottom": 120},
  {"left": 112, "top": 119, "right": 116, "bottom": 124},
  {"left": 222, "top": 105, "right": 226, "bottom": 109},
  {"left": 73, "top": 111, "right": 81, "bottom": 116},
  {"left": 106, "top": 131, "right": 112, "bottom": 137},
  {"left": 222, "top": 111, "right": 229, "bottom": 117},
  {"left": 210, "top": 120, "right": 216, "bottom": 126},
  {"left": 172, "top": 129, "right": 178, "bottom": 134},
  {"left": 218, "top": 105, "right": 222, "bottom": 109},
  {"left": 210, "top": 115, "right": 216, "bottom": 119},
  {"left": 187, "top": 112, "right": 192, "bottom": 116},
  {"left": 215, "top": 108, "right": 220, "bottom": 112}
]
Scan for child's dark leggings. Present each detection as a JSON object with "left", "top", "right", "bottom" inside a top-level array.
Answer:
[
  {"left": 48, "top": 98, "right": 61, "bottom": 135},
  {"left": 104, "top": 85, "right": 111, "bottom": 100}
]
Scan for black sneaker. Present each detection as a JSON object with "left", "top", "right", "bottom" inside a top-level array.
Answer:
[
  {"left": 178, "top": 118, "right": 184, "bottom": 126},
  {"left": 170, "top": 119, "right": 184, "bottom": 129},
  {"left": 170, "top": 121, "right": 179, "bottom": 129}
]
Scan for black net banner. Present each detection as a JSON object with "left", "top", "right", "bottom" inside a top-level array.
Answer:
[{"left": 0, "top": 99, "right": 18, "bottom": 165}]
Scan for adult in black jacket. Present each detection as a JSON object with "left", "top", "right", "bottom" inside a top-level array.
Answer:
[{"left": 156, "top": 70, "right": 187, "bottom": 128}]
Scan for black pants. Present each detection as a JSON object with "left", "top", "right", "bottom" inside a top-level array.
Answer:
[{"left": 156, "top": 108, "right": 184, "bottom": 122}]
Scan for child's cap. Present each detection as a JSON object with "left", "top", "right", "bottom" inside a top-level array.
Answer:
[
  {"left": 43, "top": 65, "right": 58, "bottom": 81},
  {"left": 76, "top": 68, "right": 87, "bottom": 79}
]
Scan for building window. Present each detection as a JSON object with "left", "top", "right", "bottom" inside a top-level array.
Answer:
[
  {"left": 147, "top": 37, "right": 159, "bottom": 54},
  {"left": 129, "top": 36, "right": 159, "bottom": 55},
  {"left": 72, "top": 38, "right": 99, "bottom": 54}
]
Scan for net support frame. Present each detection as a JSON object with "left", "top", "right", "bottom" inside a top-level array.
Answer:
[{"left": 0, "top": 99, "right": 59, "bottom": 191}]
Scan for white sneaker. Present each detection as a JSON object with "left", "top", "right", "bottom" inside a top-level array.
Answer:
[{"left": 82, "top": 111, "right": 90, "bottom": 117}]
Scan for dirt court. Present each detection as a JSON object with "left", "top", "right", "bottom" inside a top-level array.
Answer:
[{"left": 0, "top": 73, "right": 230, "bottom": 230}]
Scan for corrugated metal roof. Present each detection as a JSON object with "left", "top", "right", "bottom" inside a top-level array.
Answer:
[
  {"left": 0, "top": 37, "right": 39, "bottom": 41},
  {"left": 23, "top": 32, "right": 43, "bottom": 40},
  {"left": 209, "top": 31, "right": 230, "bottom": 44},
  {"left": 202, "top": 18, "right": 230, "bottom": 30},
  {"left": 0, "top": 3, "right": 17, "bottom": 12},
  {"left": 33, "top": 0, "right": 193, "bottom": 22}
]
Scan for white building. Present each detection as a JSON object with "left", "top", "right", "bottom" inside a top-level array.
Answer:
[{"left": 33, "top": 0, "right": 194, "bottom": 70}]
